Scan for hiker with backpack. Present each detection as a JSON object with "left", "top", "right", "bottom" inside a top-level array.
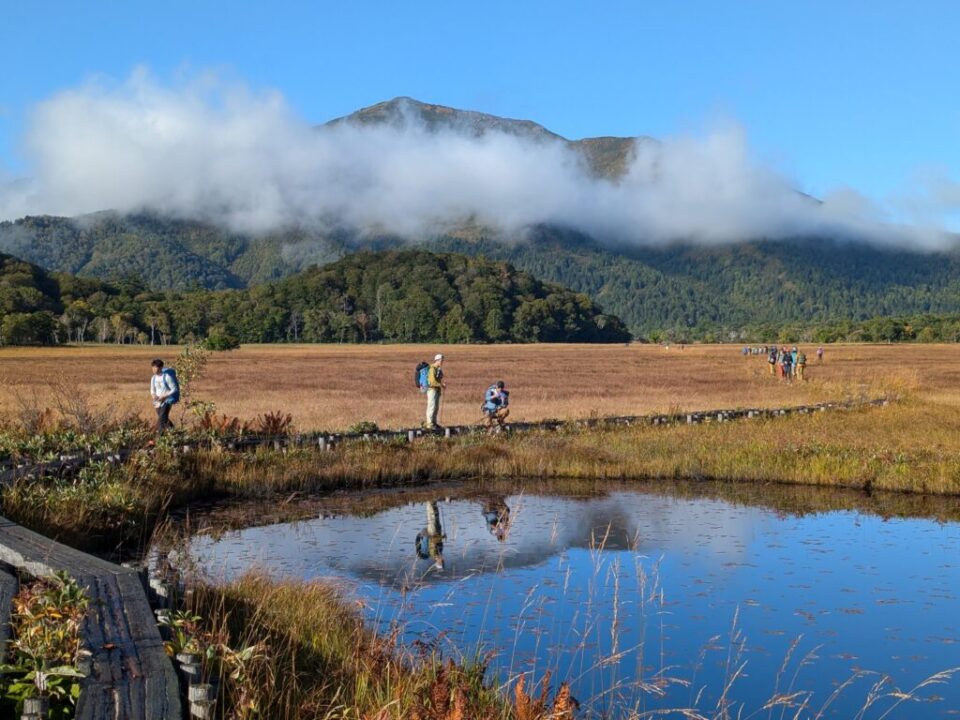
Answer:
[
  {"left": 416, "top": 353, "right": 446, "bottom": 430},
  {"left": 796, "top": 350, "right": 807, "bottom": 381},
  {"left": 150, "top": 359, "right": 180, "bottom": 433},
  {"left": 780, "top": 347, "right": 793, "bottom": 383},
  {"left": 481, "top": 380, "right": 510, "bottom": 433},
  {"left": 767, "top": 347, "right": 777, "bottom": 376}
]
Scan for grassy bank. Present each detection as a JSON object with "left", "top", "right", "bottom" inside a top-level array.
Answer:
[
  {"left": 3, "top": 395, "right": 960, "bottom": 555},
  {"left": 177, "top": 397, "right": 960, "bottom": 496},
  {"left": 186, "top": 573, "right": 578, "bottom": 720}
]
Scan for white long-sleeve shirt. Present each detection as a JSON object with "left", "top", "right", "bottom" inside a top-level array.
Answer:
[{"left": 151, "top": 371, "right": 177, "bottom": 401}]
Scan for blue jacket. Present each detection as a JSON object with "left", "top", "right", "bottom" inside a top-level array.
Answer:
[{"left": 483, "top": 386, "right": 508, "bottom": 413}]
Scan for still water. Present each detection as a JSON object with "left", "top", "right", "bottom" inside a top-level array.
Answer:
[{"left": 188, "top": 489, "right": 960, "bottom": 717}]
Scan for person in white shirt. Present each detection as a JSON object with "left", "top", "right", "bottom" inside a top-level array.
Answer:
[{"left": 150, "top": 359, "right": 179, "bottom": 433}]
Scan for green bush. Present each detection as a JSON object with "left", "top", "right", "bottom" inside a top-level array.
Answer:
[{"left": 204, "top": 326, "right": 240, "bottom": 351}]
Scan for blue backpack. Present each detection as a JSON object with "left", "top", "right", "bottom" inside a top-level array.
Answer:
[
  {"left": 415, "top": 362, "right": 429, "bottom": 393},
  {"left": 162, "top": 367, "right": 181, "bottom": 404}
]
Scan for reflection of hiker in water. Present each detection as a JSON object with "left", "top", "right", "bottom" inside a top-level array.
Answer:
[
  {"left": 481, "top": 496, "right": 512, "bottom": 542},
  {"left": 415, "top": 500, "right": 445, "bottom": 570}
]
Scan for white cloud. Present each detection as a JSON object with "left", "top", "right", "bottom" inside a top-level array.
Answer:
[{"left": 0, "top": 69, "right": 954, "bottom": 249}]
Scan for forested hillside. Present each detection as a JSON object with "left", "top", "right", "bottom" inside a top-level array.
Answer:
[
  {"left": 0, "top": 249, "right": 630, "bottom": 345},
  {"left": 6, "top": 212, "right": 960, "bottom": 339},
  {"left": 428, "top": 228, "right": 960, "bottom": 339},
  {"left": 0, "top": 213, "right": 350, "bottom": 290}
]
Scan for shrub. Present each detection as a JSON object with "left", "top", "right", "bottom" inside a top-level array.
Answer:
[{"left": 204, "top": 326, "right": 240, "bottom": 351}]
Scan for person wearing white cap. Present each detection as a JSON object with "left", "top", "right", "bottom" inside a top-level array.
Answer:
[{"left": 425, "top": 353, "right": 446, "bottom": 430}]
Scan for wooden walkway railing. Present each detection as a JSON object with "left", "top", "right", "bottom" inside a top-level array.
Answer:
[
  {"left": 0, "top": 398, "right": 891, "bottom": 485},
  {"left": 0, "top": 517, "right": 181, "bottom": 720}
]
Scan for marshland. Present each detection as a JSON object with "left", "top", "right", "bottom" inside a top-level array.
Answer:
[{"left": 1, "top": 342, "right": 959, "bottom": 718}]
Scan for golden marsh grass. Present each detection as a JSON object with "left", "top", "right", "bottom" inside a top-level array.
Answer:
[{"left": 0, "top": 342, "right": 943, "bottom": 431}]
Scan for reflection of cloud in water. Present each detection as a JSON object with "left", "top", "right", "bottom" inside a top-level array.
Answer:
[
  {"left": 187, "top": 490, "right": 960, "bottom": 717},
  {"left": 190, "top": 492, "right": 758, "bottom": 587}
]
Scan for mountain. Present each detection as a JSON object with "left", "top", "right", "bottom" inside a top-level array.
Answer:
[
  {"left": 0, "top": 248, "right": 630, "bottom": 345},
  {"left": 327, "top": 97, "right": 651, "bottom": 179},
  {"left": 3, "top": 98, "right": 960, "bottom": 339}
]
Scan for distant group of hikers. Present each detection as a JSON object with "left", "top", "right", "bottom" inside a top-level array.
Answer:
[
  {"left": 414, "top": 353, "right": 509, "bottom": 433},
  {"left": 741, "top": 344, "right": 825, "bottom": 382}
]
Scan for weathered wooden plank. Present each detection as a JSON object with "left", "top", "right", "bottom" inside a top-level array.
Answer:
[
  {"left": 0, "top": 517, "right": 181, "bottom": 720},
  {"left": 0, "top": 519, "right": 118, "bottom": 577},
  {"left": 0, "top": 564, "right": 17, "bottom": 664}
]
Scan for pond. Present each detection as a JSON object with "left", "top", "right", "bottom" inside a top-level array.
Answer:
[{"left": 185, "top": 485, "right": 960, "bottom": 718}]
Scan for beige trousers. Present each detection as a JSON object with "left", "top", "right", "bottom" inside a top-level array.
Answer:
[{"left": 426, "top": 388, "right": 441, "bottom": 427}]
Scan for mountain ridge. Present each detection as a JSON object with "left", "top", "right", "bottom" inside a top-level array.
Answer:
[{"left": 327, "top": 96, "right": 651, "bottom": 179}]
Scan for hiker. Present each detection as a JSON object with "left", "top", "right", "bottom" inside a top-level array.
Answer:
[
  {"left": 780, "top": 347, "right": 793, "bottom": 382},
  {"left": 767, "top": 347, "right": 777, "bottom": 376},
  {"left": 790, "top": 347, "right": 799, "bottom": 377},
  {"left": 817, "top": 346, "right": 825, "bottom": 363},
  {"left": 150, "top": 359, "right": 180, "bottom": 434},
  {"left": 796, "top": 349, "right": 807, "bottom": 381},
  {"left": 424, "top": 354, "right": 446, "bottom": 430},
  {"left": 415, "top": 500, "right": 445, "bottom": 570},
  {"left": 481, "top": 380, "right": 510, "bottom": 432}
]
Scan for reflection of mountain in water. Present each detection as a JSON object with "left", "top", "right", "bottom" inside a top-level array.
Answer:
[
  {"left": 185, "top": 487, "right": 960, "bottom": 718},
  {"left": 190, "top": 492, "right": 757, "bottom": 588}
]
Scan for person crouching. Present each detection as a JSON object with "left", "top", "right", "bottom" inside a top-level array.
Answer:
[{"left": 482, "top": 381, "right": 510, "bottom": 433}]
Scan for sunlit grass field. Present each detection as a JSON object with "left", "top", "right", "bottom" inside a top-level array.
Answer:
[{"left": 0, "top": 342, "right": 942, "bottom": 431}]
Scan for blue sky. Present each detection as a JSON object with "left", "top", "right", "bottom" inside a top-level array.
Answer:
[{"left": 1, "top": 0, "right": 958, "bottom": 217}]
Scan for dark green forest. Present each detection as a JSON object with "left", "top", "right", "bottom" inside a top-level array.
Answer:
[
  {"left": 0, "top": 249, "right": 631, "bottom": 346},
  {"left": 5, "top": 245, "right": 960, "bottom": 347},
  {"left": 5, "top": 212, "right": 960, "bottom": 340},
  {"left": 427, "top": 227, "right": 960, "bottom": 340}
]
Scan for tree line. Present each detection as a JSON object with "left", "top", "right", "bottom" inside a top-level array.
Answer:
[
  {"left": 429, "top": 230, "right": 960, "bottom": 335},
  {"left": 0, "top": 249, "right": 631, "bottom": 346}
]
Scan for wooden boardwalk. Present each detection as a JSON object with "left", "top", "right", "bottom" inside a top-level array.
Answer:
[
  {"left": 0, "top": 398, "right": 891, "bottom": 485},
  {"left": 0, "top": 564, "right": 15, "bottom": 665},
  {"left": 0, "top": 517, "right": 181, "bottom": 720}
]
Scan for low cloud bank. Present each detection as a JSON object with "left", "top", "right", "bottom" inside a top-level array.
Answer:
[{"left": 0, "top": 70, "right": 954, "bottom": 248}]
